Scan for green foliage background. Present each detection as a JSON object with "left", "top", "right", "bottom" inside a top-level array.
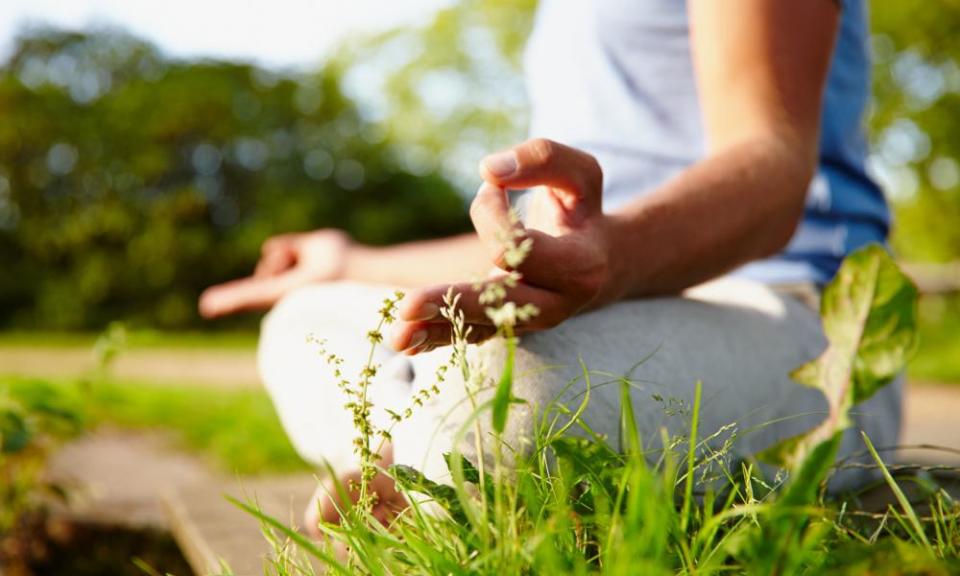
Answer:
[
  {"left": 0, "top": 29, "right": 470, "bottom": 330},
  {"left": 0, "top": 0, "right": 956, "bottom": 332},
  {"left": 870, "top": 0, "right": 960, "bottom": 262}
]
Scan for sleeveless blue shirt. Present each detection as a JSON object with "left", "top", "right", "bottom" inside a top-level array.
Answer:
[{"left": 524, "top": 0, "right": 887, "bottom": 285}]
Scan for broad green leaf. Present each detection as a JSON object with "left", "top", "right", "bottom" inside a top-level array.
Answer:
[
  {"left": 390, "top": 464, "right": 468, "bottom": 525},
  {"left": 442, "top": 452, "right": 498, "bottom": 506},
  {"left": 443, "top": 452, "right": 490, "bottom": 487},
  {"left": 760, "top": 244, "right": 918, "bottom": 469}
]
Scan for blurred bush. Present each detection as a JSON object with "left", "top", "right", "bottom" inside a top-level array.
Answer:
[
  {"left": 1, "top": 0, "right": 956, "bottom": 332},
  {"left": 0, "top": 28, "right": 470, "bottom": 330}
]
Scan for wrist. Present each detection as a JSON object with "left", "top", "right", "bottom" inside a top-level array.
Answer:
[
  {"left": 595, "top": 213, "right": 635, "bottom": 306},
  {"left": 342, "top": 241, "right": 372, "bottom": 282}
]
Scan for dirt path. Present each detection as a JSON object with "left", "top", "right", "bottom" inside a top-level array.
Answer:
[
  {"left": 45, "top": 429, "right": 216, "bottom": 528},
  {"left": 900, "top": 383, "right": 960, "bottom": 465},
  {"left": 45, "top": 430, "right": 317, "bottom": 574},
  {"left": 0, "top": 345, "right": 260, "bottom": 388},
  {"left": 4, "top": 344, "right": 959, "bottom": 456}
]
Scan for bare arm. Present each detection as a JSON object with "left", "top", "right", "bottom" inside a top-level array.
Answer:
[
  {"left": 346, "top": 233, "right": 489, "bottom": 287},
  {"left": 203, "top": 0, "right": 838, "bottom": 325},
  {"left": 607, "top": 0, "right": 838, "bottom": 298},
  {"left": 198, "top": 230, "right": 487, "bottom": 318},
  {"left": 393, "top": 0, "right": 841, "bottom": 352}
]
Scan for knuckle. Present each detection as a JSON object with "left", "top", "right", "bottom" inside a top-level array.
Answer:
[
  {"left": 527, "top": 138, "right": 557, "bottom": 166},
  {"left": 468, "top": 194, "right": 486, "bottom": 221},
  {"left": 574, "top": 269, "right": 606, "bottom": 298},
  {"left": 582, "top": 154, "right": 603, "bottom": 191},
  {"left": 565, "top": 255, "right": 609, "bottom": 302}
]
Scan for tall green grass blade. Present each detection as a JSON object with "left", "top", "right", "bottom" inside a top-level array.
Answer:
[
  {"left": 680, "top": 381, "right": 702, "bottom": 535},
  {"left": 492, "top": 335, "right": 516, "bottom": 434},
  {"left": 618, "top": 377, "right": 642, "bottom": 458},
  {"left": 862, "top": 431, "right": 932, "bottom": 550},
  {"left": 131, "top": 557, "right": 166, "bottom": 576},
  {"left": 779, "top": 433, "right": 840, "bottom": 508},
  {"left": 226, "top": 495, "right": 352, "bottom": 576},
  {"left": 391, "top": 464, "right": 469, "bottom": 525}
]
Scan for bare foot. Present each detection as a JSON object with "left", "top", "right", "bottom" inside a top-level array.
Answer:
[{"left": 304, "top": 447, "right": 408, "bottom": 539}]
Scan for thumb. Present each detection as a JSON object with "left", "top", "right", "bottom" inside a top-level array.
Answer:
[{"left": 479, "top": 138, "right": 603, "bottom": 215}]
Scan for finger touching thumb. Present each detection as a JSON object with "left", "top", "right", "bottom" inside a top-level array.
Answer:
[
  {"left": 479, "top": 138, "right": 602, "bottom": 214},
  {"left": 469, "top": 183, "right": 522, "bottom": 266}
]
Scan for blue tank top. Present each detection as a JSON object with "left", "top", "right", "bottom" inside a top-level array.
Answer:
[{"left": 524, "top": 0, "right": 887, "bottom": 285}]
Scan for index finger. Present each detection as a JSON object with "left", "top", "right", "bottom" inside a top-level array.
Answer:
[
  {"left": 479, "top": 138, "right": 603, "bottom": 214},
  {"left": 198, "top": 272, "right": 305, "bottom": 318},
  {"left": 469, "top": 183, "right": 577, "bottom": 288}
]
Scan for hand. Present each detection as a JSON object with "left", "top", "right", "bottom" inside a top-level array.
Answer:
[
  {"left": 199, "top": 229, "right": 352, "bottom": 318},
  {"left": 391, "top": 139, "right": 622, "bottom": 354}
]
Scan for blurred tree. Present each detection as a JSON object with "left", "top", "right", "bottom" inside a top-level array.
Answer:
[
  {"left": 870, "top": 0, "right": 960, "bottom": 263},
  {"left": 0, "top": 28, "right": 469, "bottom": 330},
  {"left": 2, "top": 2, "right": 955, "bottom": 331}
]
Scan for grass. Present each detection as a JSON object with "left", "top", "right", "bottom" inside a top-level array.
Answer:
[
  {"left": 248, "top": 381, "right": 960, "bottom": 575},
  {"left": 0, "top": 329, "right": 257, "bottom": 350},
  {"left": 0, "top": 374, "right": 306, "bottom": 474},
  {"left": 2, "top": 248, "right": 959, "bottom": 573},
  {"left": 240, "top": 245, "right": 960, "bottom": 575}
]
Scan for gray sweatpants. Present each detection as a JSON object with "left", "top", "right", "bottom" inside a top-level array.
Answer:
[{"left": 258, "top": 277, "right": 902, "bottom": 489}]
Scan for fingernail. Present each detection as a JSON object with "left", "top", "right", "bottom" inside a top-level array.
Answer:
[
  {"left": 407, "top": 330, "right": 428, "bottom": 350},
  {"left": 483, "top": 151, "right": 518, "bottom": 179},
  {"left": 411, "top": 302, "right": 439, "bottom": 321}
]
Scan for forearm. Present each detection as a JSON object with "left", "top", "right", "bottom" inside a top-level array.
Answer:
[
  {"left": 593, "top": 0, "right": 839, "bottom": 300},
  {"left": 344, "top": 233, "right": 490, "bottom": 288},
  {"left": 604, "top": 134, "right": 813, "bottom": 300}
]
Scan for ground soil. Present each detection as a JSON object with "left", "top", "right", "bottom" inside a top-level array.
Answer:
[{"left": 2, "top": 515, "right": 193, "bottom": 576}]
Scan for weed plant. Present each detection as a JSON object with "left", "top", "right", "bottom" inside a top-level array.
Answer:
[{"left": 235, "top": 244, "right": 960, "bottom": 575}]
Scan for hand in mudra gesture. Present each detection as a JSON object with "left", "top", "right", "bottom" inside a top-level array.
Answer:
[
  {"left": 199, "top": 229, "right": 352, "bottom": 318},
  {"left": 392, "top": 138, "right": 621, "bottom": 354}
]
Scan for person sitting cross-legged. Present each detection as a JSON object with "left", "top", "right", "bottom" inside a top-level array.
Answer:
[{"left": 199, "top": 0, "right": 901, "bottom": 535}]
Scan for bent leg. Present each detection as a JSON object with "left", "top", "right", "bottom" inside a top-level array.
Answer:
[
  {"left": 258, "top": 282, "right": 413, "bottom": 473},
  {"left": 392, "top": 277, "right": 902, "bottom": 489}
]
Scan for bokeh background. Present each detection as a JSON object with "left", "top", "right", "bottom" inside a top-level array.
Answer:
[
  {"left": 0, "top": 0, "right": 957, "bottom": 372},
  {"left": 1, "top": 2, "right": 959, "bottom": 573}
]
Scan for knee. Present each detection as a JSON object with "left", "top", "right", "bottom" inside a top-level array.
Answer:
[
  {"left": 258, "top": 282, "right": 392, "bottom": 380},
  {"left": 258, "top": 286, "right": 324, "bottom": 355},
  {"left": 391, "top": 337, "right": 567, "bottom": 481},
  {"left": 257, "top": 287, "right": 322, "bottom": 387},
  {"left": 395, "top": 328, "right": 620, "bottom": 483}
]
